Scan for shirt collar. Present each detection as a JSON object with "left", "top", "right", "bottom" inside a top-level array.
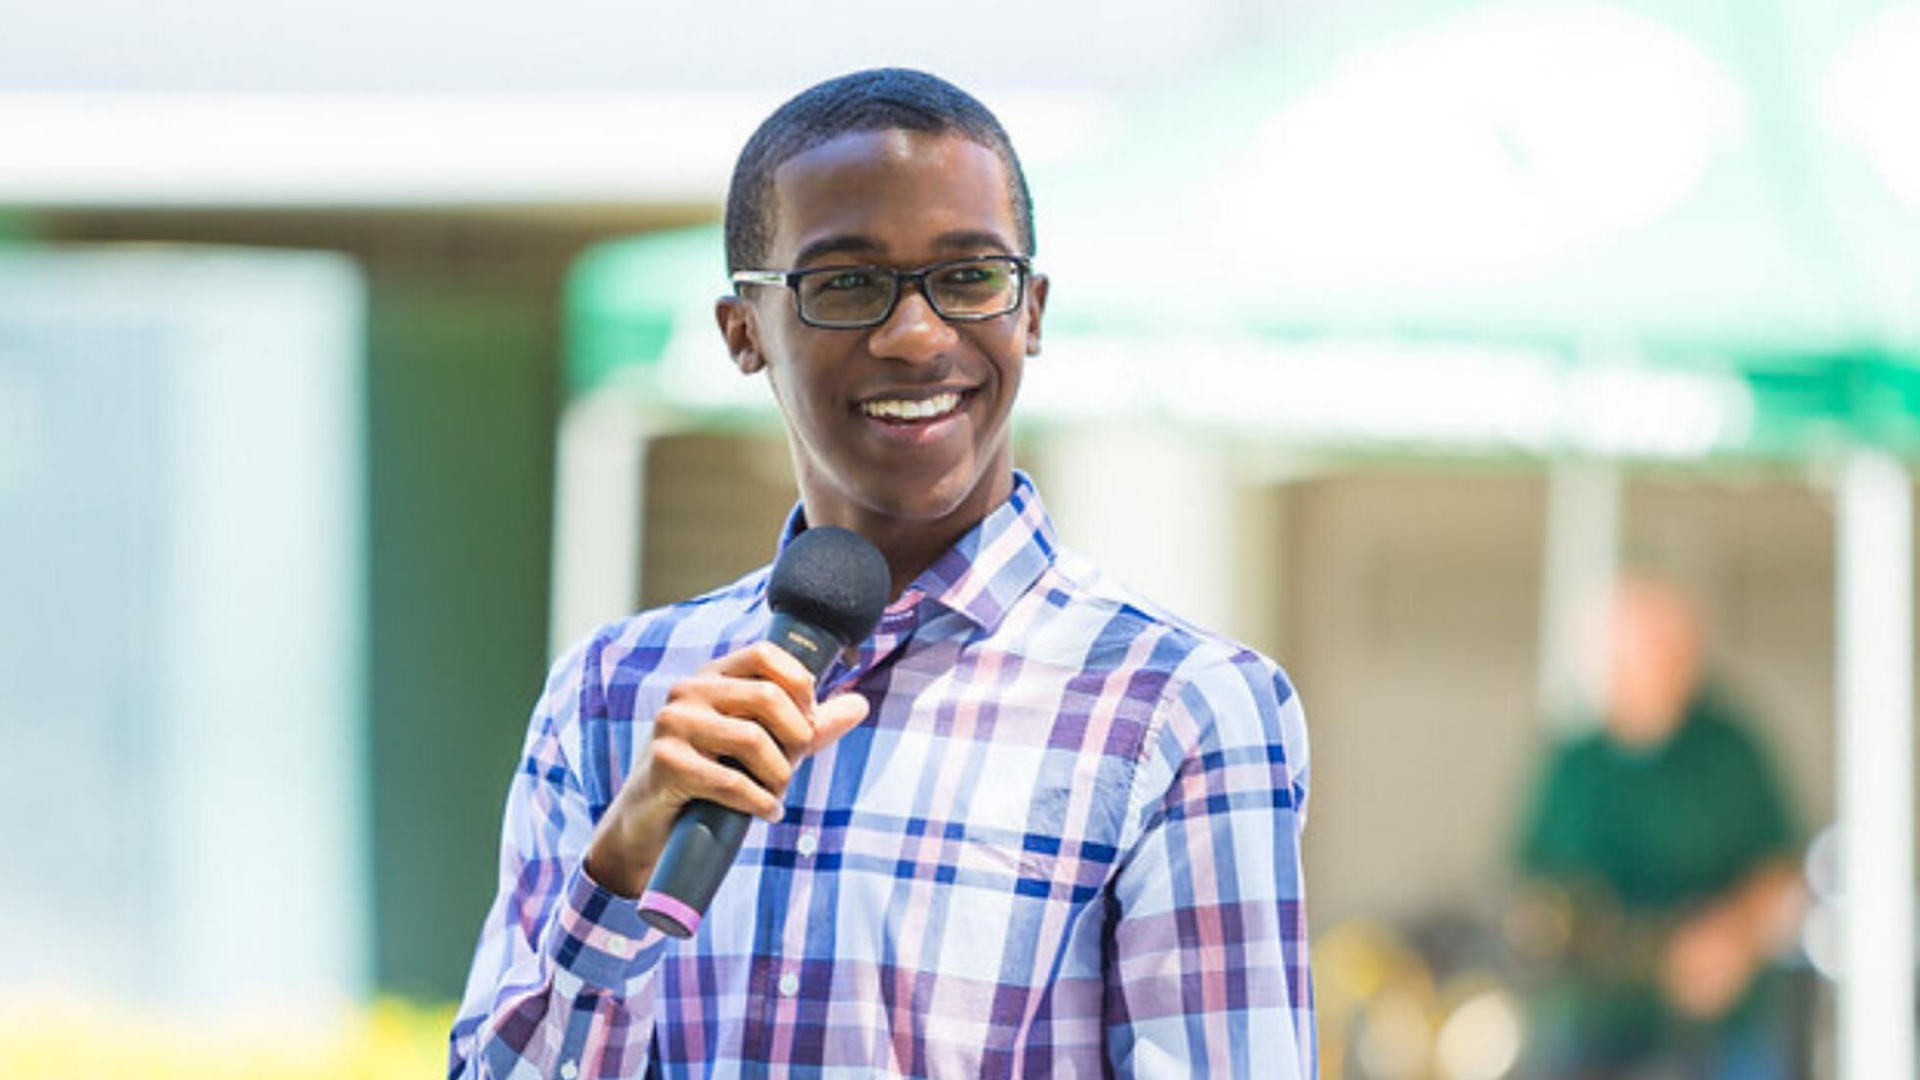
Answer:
[{"left": 771, "top": 470, "right": 1058, "bottom": 634}]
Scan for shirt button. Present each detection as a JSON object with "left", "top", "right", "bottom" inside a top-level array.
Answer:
[
  {"left": 795, "top": 831, "right": 818, "bottom": 857},
  {"left": 560, "top": 1062, "right": 579, "bottom": 1079},
  {"left": 778, "top": 972, "right": 800, "bottom": 997}
]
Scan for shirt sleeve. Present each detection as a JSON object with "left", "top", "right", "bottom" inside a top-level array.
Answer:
[
  {"left": 447, "top": 633, "right": 677, "bottom": 1080},
  {"left": 1104, "top": 648, "right": 1315, "bottom": 1080}
]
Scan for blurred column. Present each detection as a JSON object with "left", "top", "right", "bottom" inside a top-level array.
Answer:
[
  {"left": 1041, "top": 423, "right": 1237, "bottom": 634},
  {"left": 0, "top": 248, "right": 370, "bottom": 1014},
  {"left": 1536, "top": 458, "right": 1620, "bottom": 729},
  {"left": 1836, "top": 448, "right": 1915, "bottom": 1080},
  {"left": 548, "top": 390, "right": 675, "bottom": 657}
]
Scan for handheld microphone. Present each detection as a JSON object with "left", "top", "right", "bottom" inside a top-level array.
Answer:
[{"left": 637, "top": 526, "right": 889, "bottom": 938}]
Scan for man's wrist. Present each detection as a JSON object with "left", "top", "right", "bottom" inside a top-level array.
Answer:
[
  {"left": 583, "top": 836, "right": 655, "bottom": 900},
  {"left": 584, "top": 789, "right": 677, "bottom": 899}
]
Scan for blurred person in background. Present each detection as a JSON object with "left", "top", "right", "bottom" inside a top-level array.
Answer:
[
  {"left": 1514, "top": 574, "right": 1805, "bottom": 1080},
  {"left": 447, "top": 68, "right": 1314, "bottom": 1079}
]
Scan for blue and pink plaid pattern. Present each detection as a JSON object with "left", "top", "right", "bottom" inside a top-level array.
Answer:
[{"left": 450, "top": 474, "right": 1314, "bottom": 1079}]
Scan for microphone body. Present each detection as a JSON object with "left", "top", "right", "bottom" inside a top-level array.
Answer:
[{"left": 637, "top": 527, "right": 888, "bottom": 939}]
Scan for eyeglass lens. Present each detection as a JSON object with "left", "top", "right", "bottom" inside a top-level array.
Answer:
[{"left": 796, "top": 258, "right": 1021, "bottom": 326}]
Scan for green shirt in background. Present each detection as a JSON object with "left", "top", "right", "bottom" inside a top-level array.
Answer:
[{"left": 1517, "top": 688, "right": 1799, "bottom": 1062}]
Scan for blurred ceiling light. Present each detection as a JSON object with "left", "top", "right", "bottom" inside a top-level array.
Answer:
[
  {"left": 1049, "top": 336, "right": 1750, "bottom": 459},
  {"left": 1210, "top": 2, "right": 1749, "bottom": 284},
  {"left": 1822, "top": 3, "right": 1920, "bottom": 212},
  {"left": 1804, "top": 824, "right": 1841, "bottom": 903},
  {"left": 0, "top": 92, "right": 1108, "bottom": 206},
  {"left": 1152, "top": 338, "right": 1562, "bottom": 451},
  {"left": 1561, "top": 364, "right": 1752, "bottom": 458},
  {"left": 1801, "top": 899, "right": 1841, "bottom": 980},
  {"left": 1434, "top": 987, "right": 1525, "bottom": 1080}
]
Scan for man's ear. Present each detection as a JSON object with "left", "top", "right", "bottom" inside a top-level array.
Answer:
[
  {"left": 1023, "top": 273, "right": 1049, "bottom": 356},
  {"left": 716, "top": 295, "right": 766, "bottom": 374}
]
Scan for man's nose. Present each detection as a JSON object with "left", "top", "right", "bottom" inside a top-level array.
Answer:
[{"left": 866, "top": 283, "right": 957, "bottom": 361}]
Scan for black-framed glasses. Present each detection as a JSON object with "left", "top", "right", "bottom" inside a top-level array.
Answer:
[{"left": 731, "top": 254, "right": 1032, "bottom": 329}]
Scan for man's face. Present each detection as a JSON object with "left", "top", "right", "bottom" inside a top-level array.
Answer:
[
  {"left": 1603, "top": 578, "right": 1701, "bottom": 747},
  {"left": 718, "top": 129, "right": 1046, "bottom": 540}
]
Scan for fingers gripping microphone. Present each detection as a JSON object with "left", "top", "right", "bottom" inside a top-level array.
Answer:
[{"left": 637, "top": 527, "right": 890, "bottom": 938}]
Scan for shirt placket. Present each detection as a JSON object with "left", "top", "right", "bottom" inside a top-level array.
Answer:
[{"left": 765, "top": 592, "right": 927, "bottom": 1070}]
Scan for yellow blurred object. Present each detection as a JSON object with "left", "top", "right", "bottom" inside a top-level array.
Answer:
[
  {"left": 0, "top": 996, "right": 453, "bottom": 1080},
  {"left": 1316, "top": 918, "right": 1443, "bottom": 1080},
  {"left": 1355, "top": 986, "right": 1434, "bottom": 1080},
  {"left": 1315, "top": 919, "right": 1529, "bottom": 1080}
]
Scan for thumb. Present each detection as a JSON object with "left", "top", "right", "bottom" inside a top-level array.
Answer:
[{"left": 806, "top": 691, "right": 871, "bottom": 755}]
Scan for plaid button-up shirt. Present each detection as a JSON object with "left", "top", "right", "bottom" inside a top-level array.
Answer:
[{"left": 450, "top": 474, "right": 1314, "bottom": 1079}]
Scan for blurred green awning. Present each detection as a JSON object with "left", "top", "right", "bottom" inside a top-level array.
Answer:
[{"left": 567, "top": 0, "right": 1920, "bottom": 462}]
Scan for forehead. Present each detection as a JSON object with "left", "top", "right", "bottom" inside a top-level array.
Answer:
[
  {"left": 1612, "top": 580, "right": 1696, "bottom": 642},
  {"left": 767, "top": 129, "right": 1019, "bottom": 263}
]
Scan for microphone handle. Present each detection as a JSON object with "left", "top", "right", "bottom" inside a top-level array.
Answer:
[{"left": 637, "top": 612, "right": 843, "bottom": 938}]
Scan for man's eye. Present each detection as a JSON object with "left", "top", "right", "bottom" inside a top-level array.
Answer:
[
  {"left": 935, "top": 264, "right": 1007, "bottom": 290},
  {"left": 821, "top": 271, "right": 876, "bottom": 291}
]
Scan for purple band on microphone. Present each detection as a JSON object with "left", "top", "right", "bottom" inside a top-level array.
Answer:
[{"left": 638, "top": 889, "right": 702, "bottom": 936}]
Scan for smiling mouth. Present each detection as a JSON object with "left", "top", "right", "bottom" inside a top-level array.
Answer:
[{"left": 857, "top": 390, "right": 967, "bottom": 423}]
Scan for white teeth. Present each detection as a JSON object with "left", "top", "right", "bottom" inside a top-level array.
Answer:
[{"left": 860, "top": 392, "right": 962, "bottom": 421}]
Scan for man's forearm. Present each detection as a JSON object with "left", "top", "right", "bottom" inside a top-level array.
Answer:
[{"left": 1721, "top": 857, "right": 1805, "bottom": 958}]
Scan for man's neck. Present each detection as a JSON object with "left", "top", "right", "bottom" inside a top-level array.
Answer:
[
  {"left": 839, "top": 512, "right": 978, "bottom": 602},
  {"left": 797, "top": 474, "right": 1016, "bottom": 602}
]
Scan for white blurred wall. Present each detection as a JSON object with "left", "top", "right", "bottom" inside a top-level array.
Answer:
[{"left": 0, "top": 249, "right": 370, "bottom": 1014}]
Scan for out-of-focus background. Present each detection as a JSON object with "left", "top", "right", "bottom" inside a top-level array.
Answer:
[{"left": 3, "top": 1, "right": 1918, "bottom": 1077}]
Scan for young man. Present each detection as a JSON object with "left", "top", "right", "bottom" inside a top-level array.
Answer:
[{"left": 450, "top": 69, "right": 1313, "bottom": 1079}]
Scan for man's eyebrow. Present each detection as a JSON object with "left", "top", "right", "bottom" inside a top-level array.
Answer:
[
  {"left": 793, "top": 235, "right": 883, "bottom": 267},
  {"left": 792, "top": 229, "right": 1019, "bottom": 268}
]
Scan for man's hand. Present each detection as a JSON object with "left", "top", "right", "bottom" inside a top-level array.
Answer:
[
  {"left": 582, "top": 642, "right": 871, "bottom": 899},
  {"left": 1659, "top": 860, "right": 1804, "bottom": 1020},
  {"left": 1660, "top": 905, "right": 1759, "bottom": 1019}
]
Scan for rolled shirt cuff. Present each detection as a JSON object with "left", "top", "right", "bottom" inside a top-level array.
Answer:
[{"left": 544, "top": 861, "right": 676, "bottom": 993}]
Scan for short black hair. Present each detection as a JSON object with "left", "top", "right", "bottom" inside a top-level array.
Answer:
[{"left": 724, "top": 68, "right": 1035, "bottom": 273}]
